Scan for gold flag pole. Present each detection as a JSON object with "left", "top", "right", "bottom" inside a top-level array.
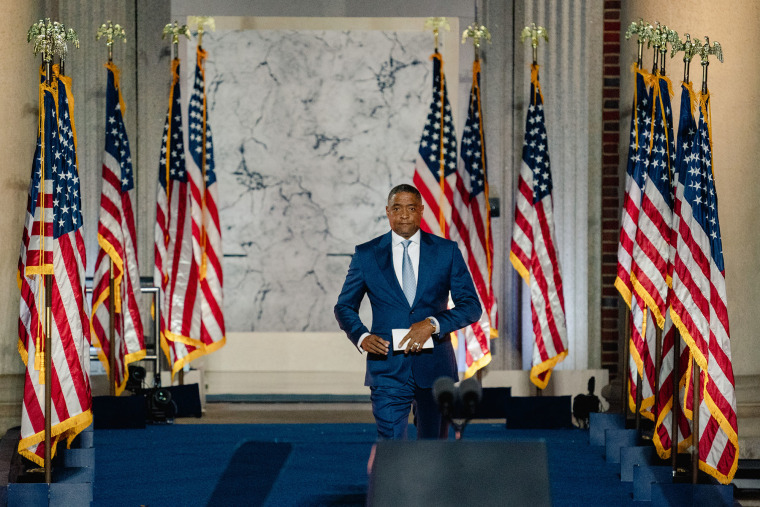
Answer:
[
  {"left": 625, "top": 19, "right": 649, "bottom": 74},
  {"left": 57, "top": 25, "right": 78, "bottom": 77},
  {"left": 27, "top": 18, "right": 77, "bottom": 484},
  {"left": 697, "top": 36, "right": 723, "bottom": 95},
  {"left": 519, "top": 23, "right": 548, "bottom": 397},
  {"left": 647, "top": 22, "right": 664, "bottom": 76},
  {"left": 462, "top": 22, "right": 491, "bottom": 62},
  {"left": 189, "top": 16, "right": 215, "bottom": 48},
  {"left": 671, "top": 33, "right": 699, "bottom": 85},
  {"left": 520, "top": 23, "right": 548, "bottom": 66},
  {"left": 658, "top": 25, "right": 678, "bottom": 77},
  {"left": 425, "top": 16, "right": 449, "bottom": 53},
  {"left": 96, "top": 20, "right": 126, "bottom": 63},
  {"left": 162, "top": 20, "right": 190, "bottom": 62},
  {"left": 96, "top": 21, "right": 126, "bottom": 396},
  {"left": 425, "top": 17, "right": 450, "bottom": 235}
]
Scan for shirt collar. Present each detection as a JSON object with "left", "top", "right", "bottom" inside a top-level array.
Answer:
[{"left": 391, "top": 229, "right": 421, "bottom": 247}]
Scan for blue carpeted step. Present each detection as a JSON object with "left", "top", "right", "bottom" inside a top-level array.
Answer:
[
  {"left": 7, "top": 480, "right": 93, "bottom": 507},
  {"left": 49, "top": 481, "right": 93, "bottom": 506},
  {"left": 650, "top": 482, "right": 733, "bottom": 506},
  {"left": 54, "top": 465, "right": 94, "bottom": 483},
  {"left": 621, "top": 445, "right": 654, "bottom": 481},
  {"left": 6, "top": 483, "right": 48, "bottom": 507},
  {"left": 589, "top": 412, "right": 625, "bottom": 446},
  {"left": 74, "top": 425, "right": 94, "bottom": 449},
  {"left": 605, "top": 428, "right": 640, "bottom": 463},
  {"left": 633, "top": 464, "right": 672, "bottom": 501},
  {"left": 60, "top": 447, "right": 94, "bottom": 468}
]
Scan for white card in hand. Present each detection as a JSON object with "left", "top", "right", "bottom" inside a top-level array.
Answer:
[{"left": 392, "top": 328, "right": 433, "bottom": 351}]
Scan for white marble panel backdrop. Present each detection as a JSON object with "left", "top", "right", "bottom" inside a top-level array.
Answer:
[{"left": 188, "top": 29, "right": 442, "bottom": 332}]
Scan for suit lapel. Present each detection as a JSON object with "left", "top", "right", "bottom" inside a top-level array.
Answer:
[
  {"left": 374, "top": 232, "right": 407, "bottom": 305},
  {"left": 414, "top": 232, "right": 436, "bottom": 307}
]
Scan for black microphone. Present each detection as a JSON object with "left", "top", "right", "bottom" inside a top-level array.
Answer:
[
  {"left": 458, "top": 377, "right": 482, "bottom": 418},
  {"left": 433, "top": 377, "right": 456, "bottom": 419}
]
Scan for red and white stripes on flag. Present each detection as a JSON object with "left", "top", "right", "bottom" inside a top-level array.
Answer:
[
  {"left": 154, "top": 59, "right": 202, "bottom": 377},
  {"left": 510, "top": 65, "right": 567, "bottom": 389},
  {"left": 653, "top": 317, "right": 693, "bottom": 458},
  {"left": 627, "top": 296, "right": 657, "bottom": 419},
  {"left": 18, "top": 68, "right": 92, "bottom": 466},
  {"left": 187, "top": 46, "right": 226, "bottom": 358},
  {"left": 653, "top": 81, "right": 698, "bottom": 460},
  {"left": 631, "top": 73, "right": 674, "bottom": 330},
  {"left": 91, "top": 62, "right": 146, "bottom": 395},
  {"left": 449, "top": 59, "right": 494, "bottom": 378},
  {"left": 628, "top": 70, "right": 675, "bottom": 421},
  {"left": 670, "top": 91, "right": 738, "bottom": 484},
  {"left": 413, "top": 51, "right": 458, "bottom": 238},
  {"left": 615, "top": 65, "right": 649, "bottom": 307},
  {"left": 615, "top": 65, "right": 659, "bottom": 417}
]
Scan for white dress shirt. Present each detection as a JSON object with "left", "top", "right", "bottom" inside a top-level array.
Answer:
[
  {"left": 356, "top": 230, "right": 439, "bottom": 353},
  {"left": 391, "top": 229, "right": 420, "bottom": 288}
]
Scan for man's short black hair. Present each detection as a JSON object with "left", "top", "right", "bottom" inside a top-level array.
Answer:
[{"left": 387, "top": 184, "right": 421, "bottom": 205}]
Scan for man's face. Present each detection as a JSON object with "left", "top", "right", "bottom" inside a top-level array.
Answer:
[{"left": 386, "top": 192, "right": 423, "bottom": 239}]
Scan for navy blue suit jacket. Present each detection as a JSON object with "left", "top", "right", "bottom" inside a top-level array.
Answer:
[{"left": 334, "top": 230, "right": 481, "bottom": 388}]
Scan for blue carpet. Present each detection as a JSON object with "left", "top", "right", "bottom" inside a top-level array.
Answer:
[
  {"left": 208, "top": 441, "right": 293, "bottom": 506},
  {"left": 93, "top": 424, "right": 633, "bottom": 506}
]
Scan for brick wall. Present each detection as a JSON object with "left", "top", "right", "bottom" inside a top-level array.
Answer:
[{"left": 601, "top": 0, "right": 623, "bottom": 379}]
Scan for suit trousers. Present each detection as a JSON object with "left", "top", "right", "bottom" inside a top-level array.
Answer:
[{"left": 369, "top": 368, "right": 449, "bottom": 440}]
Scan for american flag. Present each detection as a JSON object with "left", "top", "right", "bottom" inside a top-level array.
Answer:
[
  {"left": 631, "top": 74, "right": 674, "bottom": 327},
  {"left": 449, "top": 59, "right": 494, "bottom": 377},
  {"left": 615, "top": 66, "right": 657, "bottom": 417},
  {"left": 91, "top": 62, "right": 146, "bottom": 395},
  {"left": 670, "top": 92, "right": 738, "bottom": 484},
  {"left": 509, "top": 65, "right": 567, "bottom": 389},
  {"left": 18, "top": 69, "right": 92, "bottom": 466},
  {"left": 413, "top": 52, "right": 458, "bottom": 237},
  {"left": 653, "top": 81, "right": 696, "bottom": 459},
  {"left": 187, "top": 46, "right": 226, "bottom": 358},
  {"left": 630, "top": 71, "right": 675, "bottom": 421},
  {"left": 615, "top": 65, "right": 649, "bottom": 305},
  {"left": 154, "top": 59, "right": 201, "bottom": 377}
]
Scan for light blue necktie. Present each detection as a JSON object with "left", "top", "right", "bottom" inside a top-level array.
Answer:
[{"left": 401, "top": 240, "right": 416, "bottom": 306}]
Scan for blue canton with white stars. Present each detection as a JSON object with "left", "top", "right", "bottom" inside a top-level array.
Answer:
[
  {"left": 159, "top": 67, "right": 187, "bottom": 188},
  {"left": 645, "top": 78, "right": 673, "bottom": 207},
  {"left": 674, "top": 84, "right": 697, "bottom": 194},
  {"left": 627, "top": 72, "right": 651, "bottom": 191},
  {"left": 28, "top": 133, "right": 43, "bottom": 217},
  {"left": 683, "top": 103, "right": 724, "bottom": 272},
  {"left": 418, "top": 55, "right": 457, "bottom": 179},
  {"left": 522, "top": 80, "right": 552, "bottom": 203},
  {"left": 659, "top": 76, "right": 677, "bottom": 203},
  {"left": 460, "top": 73, "right": 486, "bottom": 198},
  {"left": 53, "top": 78, "right": 83, "bottom": 239},
  {"left": 188, "top": 59, "right": 216, "bottom": 186},
  {"left": 105, "top": 69, "right": 135, "bottom": 193}
]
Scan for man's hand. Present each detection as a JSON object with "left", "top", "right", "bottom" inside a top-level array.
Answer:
[
  {"left": 361, "top": 334, "right": 390, "bottom": 356},
  {"left": 399, "top": 319, "right": 436, "bottom": 354}
]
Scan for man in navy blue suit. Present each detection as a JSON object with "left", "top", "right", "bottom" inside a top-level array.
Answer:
[{"left": 334, "top": 184, "right": 481, "bottom": 440}]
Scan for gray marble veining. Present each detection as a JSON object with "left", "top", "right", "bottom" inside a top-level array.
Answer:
[{"left": 190, "top": 30, "right": 434, "bottom": 331}]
